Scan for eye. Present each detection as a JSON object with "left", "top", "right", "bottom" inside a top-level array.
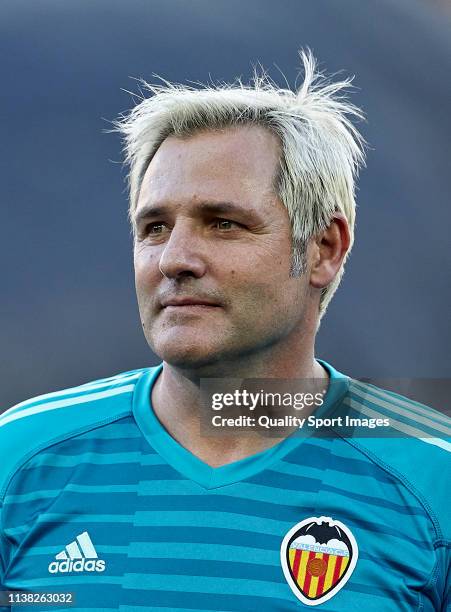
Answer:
[
  {"left": 145, "top": 222, "right": 166, "bottom": 235},
  {"left": 213, "top": 218, "right": 239, "bottom": 230}
]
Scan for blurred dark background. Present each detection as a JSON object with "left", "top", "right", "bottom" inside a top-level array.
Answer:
[{"left": 1, "top": 0, "right": 451, "bottom": 410}]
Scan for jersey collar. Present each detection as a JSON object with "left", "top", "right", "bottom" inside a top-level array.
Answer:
[{"left": 132, "top": 360, "right": 349, "bottom": 490}]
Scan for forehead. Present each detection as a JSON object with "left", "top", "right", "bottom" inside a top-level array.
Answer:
[{"left": 136, "top": 125, "right": 282, "bottom": 212}]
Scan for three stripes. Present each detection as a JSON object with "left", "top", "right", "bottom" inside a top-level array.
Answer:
[{"left": 55, "top": 531, "right": 98, "bottom": 560}]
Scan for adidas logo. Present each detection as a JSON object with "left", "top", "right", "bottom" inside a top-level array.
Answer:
[{"left": 48, "top": 531, "right": 106, "bottom": 574}]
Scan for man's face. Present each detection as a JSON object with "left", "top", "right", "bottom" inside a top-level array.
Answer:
[{"left": 133, "top": 125, "right": 314, "bottom": 369}]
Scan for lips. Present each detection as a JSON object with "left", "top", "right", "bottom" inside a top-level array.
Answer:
[{"left": 160, "top": 297, "right": 221, "bottom": 308}]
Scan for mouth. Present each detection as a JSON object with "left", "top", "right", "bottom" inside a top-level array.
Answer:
[
  {"left": 163, "top": 304, "right": 220, "bottom": 312},
  {"left": 160, "top": 297, "right": 222, "bottom": 309}
]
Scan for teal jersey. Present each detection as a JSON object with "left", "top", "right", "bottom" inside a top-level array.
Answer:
[{"left": 0, "top": 362, "right": 449, "bottom": 611}]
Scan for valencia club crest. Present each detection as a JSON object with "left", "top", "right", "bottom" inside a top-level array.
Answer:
[{"left": 281, "top": 516, "right": 358, "bottom": 606}]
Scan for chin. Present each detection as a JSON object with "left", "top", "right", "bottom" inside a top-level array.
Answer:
[
  {"left": 158, "top": 349, "right": 225, "bottom": 372},
  {"left": 148, "top": 329, "right": 224, "bottom": 370}
]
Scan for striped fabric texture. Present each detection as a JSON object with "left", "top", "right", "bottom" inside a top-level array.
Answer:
[{"left": 0, "top": 362, "right": 449, "bottom": 611}]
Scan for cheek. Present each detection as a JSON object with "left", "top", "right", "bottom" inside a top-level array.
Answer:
[
  {"left": 225, "top": 265, "right": 287, "bottom": 306},
  {"left": 134, "top": 246, "right": 161, "bottom": 287},
  {"left": 225, "top": 240, "right": 287, "bottom": 279},
  {"left": 251, "top": 235, "right": 293, "bottom": 275},
  {"left": 227, "top": 255, "right": 305, "bottom": 316}
]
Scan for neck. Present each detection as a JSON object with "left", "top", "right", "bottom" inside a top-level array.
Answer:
[{"left": 151, "top": 342, "right": 329, "bottom": 467}]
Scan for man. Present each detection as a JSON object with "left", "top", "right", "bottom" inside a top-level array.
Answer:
[{"left": 0, "top": 52, "right": 449, "bottom": 610}]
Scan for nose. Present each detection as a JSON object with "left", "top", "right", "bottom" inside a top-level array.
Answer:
[{"left": 158, "top": 220, "right": 207, "bottom": 279}]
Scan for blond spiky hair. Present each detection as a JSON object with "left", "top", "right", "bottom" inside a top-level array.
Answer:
[{"left": 114, "top": 50, "right": 366, "bottom": 319}]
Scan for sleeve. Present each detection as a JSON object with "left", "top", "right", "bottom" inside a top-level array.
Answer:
[
  {"left": 0, "top": 501, "right": 6, "bottom": 579},
  {"left": 431, "top": 542, "right": 451, "bottom": 612},
  {"left": 0, "top": 501, "right": 11, "bottom": 611},
  {"left": 441, "top": 545, "right": 450, "bottom": 612}
]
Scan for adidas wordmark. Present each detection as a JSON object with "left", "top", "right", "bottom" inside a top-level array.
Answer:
[{"left": 48, "top": 531, "right": 106, "bottom": 574}]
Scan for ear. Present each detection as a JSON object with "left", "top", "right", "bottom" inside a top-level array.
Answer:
[{"left": 309, "top": 214, "right": 351, "bottom": 289}]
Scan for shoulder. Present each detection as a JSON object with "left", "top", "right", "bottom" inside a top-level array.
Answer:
[
  {"left": 0, "top": 367, "right": 150, "bottom": 499},
  {"left": 343, "top": 378, "right": 451, "bottom": 541}
]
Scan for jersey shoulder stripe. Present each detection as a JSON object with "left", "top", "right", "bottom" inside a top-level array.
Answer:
[
  {"left": 0, "top": 368, "right": 147, "bottom": 421},
  {"left": 349, "top": 379, "right": 451, "bottom": 439},
  {"left": 342, "top": 379, "right": 451, "bottom": 541},
  {"left": 0, "top": 368, "right": 153, "bottom": 499}
]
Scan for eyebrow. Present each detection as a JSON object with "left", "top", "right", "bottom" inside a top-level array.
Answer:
[{"left": 133, "top": 201, "right": 258, "bottom": 225}]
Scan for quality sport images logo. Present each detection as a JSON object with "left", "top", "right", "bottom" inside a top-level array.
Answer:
[
  {"left": 48, "top": 531, "right": 106, "bottom": 574},
  {"left": 281, "top": 516, "right": 358, "bottom": 606}
]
